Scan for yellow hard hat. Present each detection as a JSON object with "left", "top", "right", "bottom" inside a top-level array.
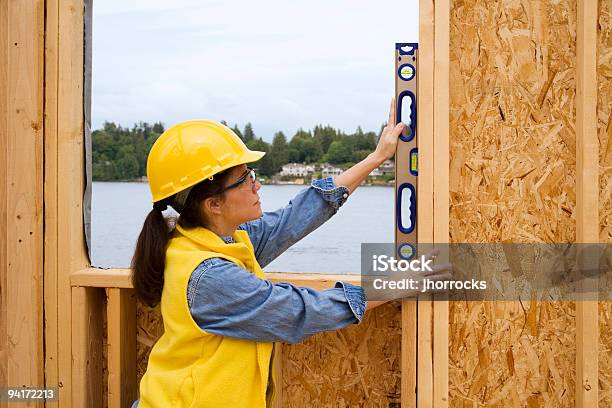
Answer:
[{"left": 147, "top": 119, "right": 265, "bottom": 202}]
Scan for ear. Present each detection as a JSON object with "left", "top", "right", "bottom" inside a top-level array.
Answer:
[{"left": 202, "top": 196, "right": 224, "bottom": 216}]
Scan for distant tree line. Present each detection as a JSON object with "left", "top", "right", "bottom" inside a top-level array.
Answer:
[{"left": 92, "top": 120, "right": 386, "bottom": 181}]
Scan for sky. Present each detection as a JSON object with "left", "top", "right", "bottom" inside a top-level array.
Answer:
[{"left": 92, "top": 0, "right": 419, "bottom": 142}]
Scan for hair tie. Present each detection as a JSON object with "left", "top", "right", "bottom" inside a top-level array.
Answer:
[{"left": 153, "top": 201, "right": 168, "bottom": 212}]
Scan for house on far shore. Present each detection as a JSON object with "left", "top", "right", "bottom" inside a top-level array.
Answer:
[
  {"left": 367, "top": 160, "right": 395, "bottom": 177},
  {"left": 279, "top": 163, "right": 315, "bottom": 177},
  {"left": 377, "top": 159, "right": 395, "bottom": 176},
  {"left": 320, "top": 163, "right": 343, "bottom": 178}
]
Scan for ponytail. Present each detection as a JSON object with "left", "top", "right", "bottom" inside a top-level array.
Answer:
[
  {"left": 132, "top": 206, "right": 171, "bottom": 308},
  {"left": 131, "top": 166, "right": 235, "bottom": 307}
]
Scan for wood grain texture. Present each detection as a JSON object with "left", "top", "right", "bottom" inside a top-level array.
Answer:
[
  {"left": 575, "top": 0, "right": 599, "bottom": 406},
  {"left": 71, "top": 268, "right": 362, "bottom": 289},
  {"left": 44, "top": 0, "right": 60, "bottom": 395},
  {"left": 277, "top": 302, "right": 402, "bottom": 407},
  {"left": 598, "top": 0, "right": 612, "bottom": 245},
  {"left": 401, "top": 300, "right": 417, "bottom": 408},
  {"left": 3, "top": 0, "right": 45, "bottom": 394},
  {"left": 415, "top": 0, "right": 435, "bottom": 406},
  {"left": 448, "top": 0, "right": 578, "bottom": 406},
  {"left": 71, "top": 287, "right": 105, "bottom": 408},
  {"left": 433, "top": 0, "right": 450, "bottom": 405},
  {"left": 0, "top": 0, "right": 8, "bottom": 389},
  {"left": 107, "top": 288, "right": 137, "bottom": 408},
  {"left": 57, "top": 0, "right": 91, "bottom": 405},
  {"left": 597, "top": 0, "right": 612, "bottom": 405}
]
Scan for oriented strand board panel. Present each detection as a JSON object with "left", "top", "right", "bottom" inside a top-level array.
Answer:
[
  {"left": 448, "top": 0, "right": 577, "bottom": 405},
  {"left": 599, "top": 302, "right": 612, "bottom": 405},
  {"left": 598, "top": 0, "right": 612, "bottom": 405},
  {"left": 136, "top": 301, "right": 402, "bottom": 407},
  {"left": 136, "top": 301, "right": 164, "bottom": 382},
  {"left": 281, "top": 303, "right": 401, "bottom": 407}
]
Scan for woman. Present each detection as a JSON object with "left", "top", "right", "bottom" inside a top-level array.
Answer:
[{"left": 131, "top": 103, "right": 449, "bottom": 407}]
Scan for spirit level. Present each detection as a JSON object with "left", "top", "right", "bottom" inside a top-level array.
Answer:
[{"left": 395, "top": 43, "right": 418, "bottom": 260}]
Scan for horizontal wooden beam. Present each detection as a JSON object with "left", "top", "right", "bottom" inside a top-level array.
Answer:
[{"left": 71, "top": 268, "right": 361, "bottom": 290}]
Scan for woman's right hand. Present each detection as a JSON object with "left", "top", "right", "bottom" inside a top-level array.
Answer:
[{"left": 365, "top": 252, "right": 453, "bottom": 311}]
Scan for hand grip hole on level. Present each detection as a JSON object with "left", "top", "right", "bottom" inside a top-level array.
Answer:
[
  {"left": 396, "top": 43, "right": 418, "bottom": 55},
  {"left": 397, "top": 183, "right": 416, "bottom": 234},
  {"left": 397, "top": 91, "right": 416, "bottom": 142}
]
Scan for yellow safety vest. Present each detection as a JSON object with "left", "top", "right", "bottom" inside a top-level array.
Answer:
[{"left": 138, "top": 224, "right": 276, "bottom": 407}]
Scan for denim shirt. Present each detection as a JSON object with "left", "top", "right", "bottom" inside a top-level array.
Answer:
[{"left": 186, "top": 177, "right": 367, "bottom": 344}]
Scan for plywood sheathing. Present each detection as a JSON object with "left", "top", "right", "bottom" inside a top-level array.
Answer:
[
  {"left": 449, "top": 0, "right": 577, "bottom": 244},
  {"left": 599, "top": 302, "right": 612, "bottom": 405},
  {"left": 136, "top": 301, "right": 164, "bottom": 381},
  {"left": 136, "top": 301, "right": 402, "bottom": 407},
  {"left": 282, "top": 302, "right": 401, "bottom": 407},
  {"left": 598, "top": 0, "right": 612, "bottom": 405},
  {"left": 449, "top": 0, "right": 577, "bottom": 406},
  {"left": 449, "top": 301, "right": 576, "bottom": 406}
]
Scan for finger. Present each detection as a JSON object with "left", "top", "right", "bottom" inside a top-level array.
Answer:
[
  {"left": 392, "top": 122, "right": 406, "bottom": 138},
  {"left": 417, "top": 266, "right": 451, "bottom": 278},
  {"left": 424, "top": 263, "right": 453, "bottom": 275},
  {"left": 434, "top": 262, "right": 453, "bottom": 272},
  {"left": 388, "top": 97, "right": 396, "bottom": 127},
  {"left": 422, "top": 249, "right": 441, "bottom": 262},
  {"left": 423, "top": 269, "right": 450, "bottom": 278}
]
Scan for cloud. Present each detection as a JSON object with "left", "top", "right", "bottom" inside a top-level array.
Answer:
[{"left": 92, "top": 0, "right": 418, "bottom": 141}]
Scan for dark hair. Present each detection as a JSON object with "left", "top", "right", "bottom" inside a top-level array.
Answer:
[{"left": 131, "top": 168, "right": 235, "bottom": 307}]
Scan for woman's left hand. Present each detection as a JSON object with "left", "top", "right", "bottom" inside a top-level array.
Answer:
[
  {"left": 334, "top": 97, "right": 407, "bottom": 194},
  {"left": 372, "top": 97, "right": 406, "bottom": 163}
]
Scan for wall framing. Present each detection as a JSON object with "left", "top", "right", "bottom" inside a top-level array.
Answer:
[
  {"left": 44, "top": 0, "right": 95, "bottom": 405},
  {"left": 0, "top": 0, "right": 609, "bottom": 406}
]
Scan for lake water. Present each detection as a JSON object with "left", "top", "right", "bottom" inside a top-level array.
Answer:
[{"left": 92, "top": 182, "right": 395, "bottom": 274}]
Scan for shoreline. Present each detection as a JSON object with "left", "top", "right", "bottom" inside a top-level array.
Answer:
[{"left": 93, "top": 179, "right": 395, "bottom": 187}]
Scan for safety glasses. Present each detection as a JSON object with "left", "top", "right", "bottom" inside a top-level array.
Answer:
[{"left": 219, "top": 167, "right": 256, "bottom": 193}]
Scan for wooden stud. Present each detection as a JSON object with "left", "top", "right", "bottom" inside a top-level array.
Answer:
[
  {"left": 2, "top": 0, "right": 46, "bottom": 392},
  {"left": 107, "top": 288, "right": 137, "bottom": 408},
  {"left": 414, "top": 0, "right": 435, "bottom": 407},
  {"left": 401, "top": 300, "right": 417, "bottom": 407},
  {"left": 271, "top": 344, "right": 283, "bottom": 408},
  {"left": 57, "top": 0, "right": 91, "bottom": 405},
  {"left": 575, "top": 0, "right": 599, "bottom": 406},
  {"left": 72, "top": 287, "right": 105, "bottom": 408},
  {"left": 44, "top": 0, "right": 61, "bottom": 395},
  {"left": 416, "top": 297, "right": 432, "bottom": 407},
  {"left": 433, "top": 0, "right": 450, "bottom": 406},
  {"left": 71, "top": 286, "right": 88, "bottom": 408},
  {"left": 0, "top": 0, "right": 8, "bottom": 389}
]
